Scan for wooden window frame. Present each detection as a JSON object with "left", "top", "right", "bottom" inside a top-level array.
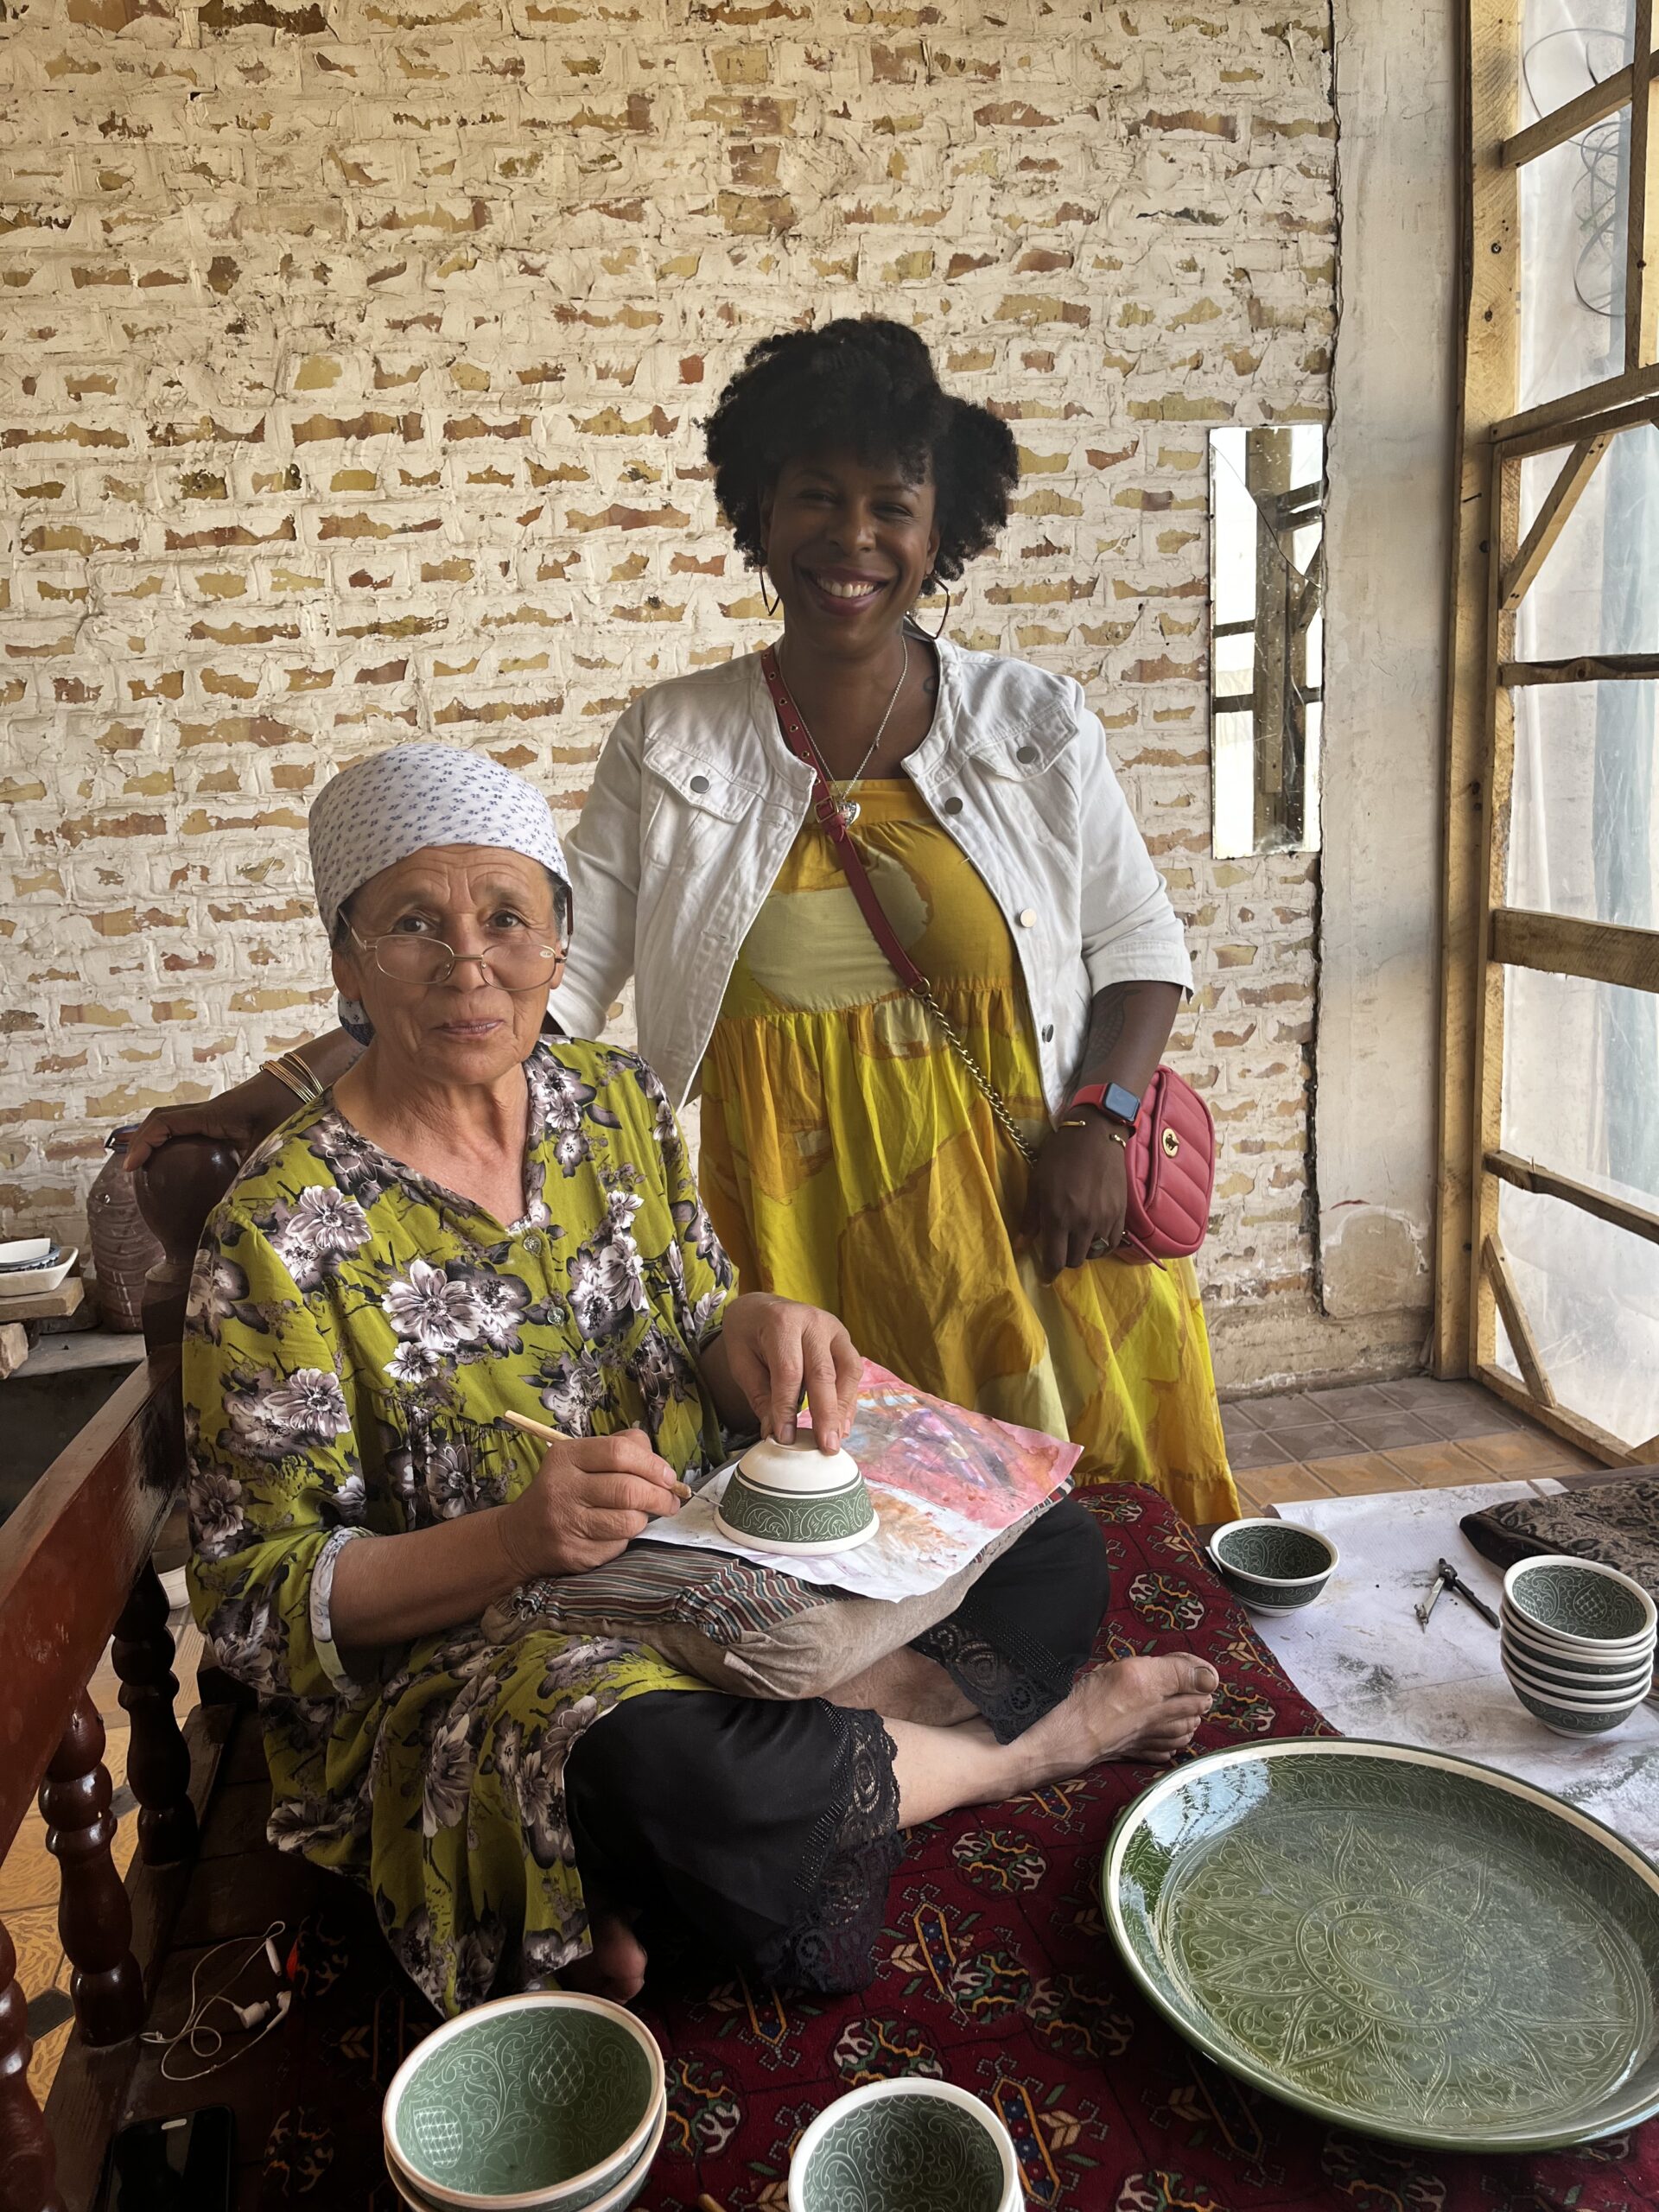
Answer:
[{"left": 1437, "top": 0, "right": 1659, "bottom": 1465}]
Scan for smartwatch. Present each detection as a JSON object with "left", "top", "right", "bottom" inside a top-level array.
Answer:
[{"left": 1066, "top": 1080, "right": 1141, "bottom": 1131}]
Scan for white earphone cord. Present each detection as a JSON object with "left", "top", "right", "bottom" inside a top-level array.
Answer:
[{"left": 139, "top": 1921, "right": 290, "bottom": 2083}]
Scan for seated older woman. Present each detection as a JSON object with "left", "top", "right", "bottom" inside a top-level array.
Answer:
[{"left": 184, "top": 742, "right": 1218, "bottom": 2018}]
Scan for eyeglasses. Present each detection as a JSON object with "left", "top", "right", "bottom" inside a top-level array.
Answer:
[{"left": 349, "top": 924, "right": 566, "bottom": 992}]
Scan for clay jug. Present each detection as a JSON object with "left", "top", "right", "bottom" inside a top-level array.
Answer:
[{"left": 88, "top": 1125, "right": 163, "bottom": 1332}]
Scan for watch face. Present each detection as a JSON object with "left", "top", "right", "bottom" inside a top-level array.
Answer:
[{"left": 1103, "top": 1083, "right": 1141, "bottom": 1125}]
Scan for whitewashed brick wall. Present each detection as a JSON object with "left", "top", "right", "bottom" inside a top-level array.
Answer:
[{"left": 0, "top": 0, "right": 1334, "bottom": 1321}]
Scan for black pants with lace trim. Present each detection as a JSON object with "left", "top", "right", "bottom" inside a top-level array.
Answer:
[{"left": 563, "top": 1497, "right": 1109, "bottom": 1993}]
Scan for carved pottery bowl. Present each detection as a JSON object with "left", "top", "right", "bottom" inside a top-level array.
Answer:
[
  {"left": 714, "top": 1433, "right": 879, "bottom": 1559},
  {"left": 1206, "top": 1519, "right": 1338, "bottom": 1614},
  {"left": 1499, "top": 1621, "right": 1654, "bottom": 1693},
  {"left": 787, "top": 2080, "right": 1020, "bottom": 2212},
  {"left": 384, "top": 1993, "right": 664, "bottom": 2210},
  {"left": 1503, "top": 1556, "right": 1656, "bottom": 1653},
  {"left": 1502, "top": 1643, "right": 1651, "bottom": 1701},
  {"left": 1505, "top": 1672, "right": 1648, "bottom": 1737},
  {"left": 385, "top": 2101, "right": 665, "bottom": 2212},
  {"left": 1103, "top": 1738, "right": 1659, "bottom": 2152}
]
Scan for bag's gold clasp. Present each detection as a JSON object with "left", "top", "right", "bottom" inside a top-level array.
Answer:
[{"left": 1161, "top": 1127, "right": 1181, "bottom": 1158}]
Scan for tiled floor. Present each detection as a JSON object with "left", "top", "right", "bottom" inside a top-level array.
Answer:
[
  {"left": 0, "top": 1376, "right": 1601, "bottom": 2113},
  {"left": 1222, "top": 1374, "right": 1601, "bottom": 1513}
]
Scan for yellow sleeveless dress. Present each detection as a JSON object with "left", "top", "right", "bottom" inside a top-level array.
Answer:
[{"left": 697, "top": 778, "right": 1237, "bottom": 1527}]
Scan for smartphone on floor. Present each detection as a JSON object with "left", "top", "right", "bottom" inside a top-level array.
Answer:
[{"left": 97, "top": 2106, "right": 235, "bottom": 2212}]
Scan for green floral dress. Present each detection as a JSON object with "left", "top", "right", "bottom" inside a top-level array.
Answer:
[{"left": 183, "top": 1040, "right": 734, "bottom": 2017}]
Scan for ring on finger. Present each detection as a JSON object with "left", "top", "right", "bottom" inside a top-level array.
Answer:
[{"left": 1087, "top": 1236, "right": 1112, "bottom": 1260}]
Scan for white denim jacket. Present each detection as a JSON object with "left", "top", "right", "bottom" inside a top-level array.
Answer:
[{"left": 546, "top": 640, "right": 1193, "bottom": 1114}]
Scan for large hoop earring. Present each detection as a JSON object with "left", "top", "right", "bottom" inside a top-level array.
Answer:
[
  {"left": 913, "top": 584, "right": 950, "bottom": 641},
  {"left": 759, "top": 568, "right": 779, "bottom": 619}
]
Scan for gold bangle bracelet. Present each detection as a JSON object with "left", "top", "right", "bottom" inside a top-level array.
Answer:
[
  {"left": 281, "top": 1048, "right": 323, "bottom": 1098},
  {"left": 1061, "top": 1116, "right": 1128, "bottom": 1147},
  {"left": 261, "top": 1058, "right": 312, "bottom": 1105}
]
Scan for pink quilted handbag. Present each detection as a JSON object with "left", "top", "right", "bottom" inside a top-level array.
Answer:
[{"left": 1121, "top": 1065, "right": 1216, "bottom": 1263}]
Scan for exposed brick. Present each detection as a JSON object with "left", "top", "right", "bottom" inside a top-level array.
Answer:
[{"left": 0, "top": 0, "right": 1333, "bottom": 1320}]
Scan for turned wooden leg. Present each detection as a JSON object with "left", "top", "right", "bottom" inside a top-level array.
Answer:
[
  {"left": 0, "top": 1916, "right": 63, "bottom": 2212},
  {"left": 39, "top": 1694, "right": 143, "bottom": 2049},
  {"left": 112, "top": 1561, "right": 198, "bottom": 1866}
]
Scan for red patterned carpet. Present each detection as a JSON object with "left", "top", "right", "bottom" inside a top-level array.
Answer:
[{"left": 257, "top": 1489, "right": 1659, "bottom": 2212}]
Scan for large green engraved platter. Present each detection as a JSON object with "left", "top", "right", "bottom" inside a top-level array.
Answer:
[{"left": 1102, "top": 1740, "right": 1659, "bottom": 2152}]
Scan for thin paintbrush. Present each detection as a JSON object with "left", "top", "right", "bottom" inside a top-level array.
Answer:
[{"left": 501, "top": 1408, "right": 692, "bottom": 1502}]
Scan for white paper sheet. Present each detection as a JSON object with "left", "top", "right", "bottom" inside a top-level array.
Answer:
[
  {"left": 632, "top": 1461, "right": 1066, "bottom": 1604},
  {"left": 1254, "top": 1482, "right": 1659, "bottom": 1855}
]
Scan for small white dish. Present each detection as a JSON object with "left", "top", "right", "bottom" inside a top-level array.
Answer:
[
  {"left": 0, "top": 1236, "right": 53, "bottom": 1267},
  {"left": 0, "top": 1246, "right": 79, "bottom": 1300}
]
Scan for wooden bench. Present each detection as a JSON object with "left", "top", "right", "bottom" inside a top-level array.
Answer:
[{"left": 0, "top": 1138, "right": 265, "bottom": 2212}]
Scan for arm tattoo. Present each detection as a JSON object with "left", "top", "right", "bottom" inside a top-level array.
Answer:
[{"left": 1073, "top": 984, "right": 1128, "bottom": 1087}]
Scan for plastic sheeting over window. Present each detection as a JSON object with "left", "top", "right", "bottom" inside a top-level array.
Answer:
[
  {"left": 1500, "top": 416, "right": 1659, "bottom": 1446},
  {"left": 1516, "top": 0, "right": 1635, "bottom": 411}
]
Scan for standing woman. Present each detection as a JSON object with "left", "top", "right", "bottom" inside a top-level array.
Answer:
[
  {"left": 556, "top": 320, "right": 1234, "bottom": 1523},
  {"left": 130, "top": 319, "right": 1235, "bottom": 1526}
]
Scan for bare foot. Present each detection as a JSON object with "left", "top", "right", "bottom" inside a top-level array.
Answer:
[
  {"left": 1014, "top": 1655, "right": 1219, "bottom": 1786},
  {"left": 560, "top": 1910, "right": 646, "bottom": 2005}
]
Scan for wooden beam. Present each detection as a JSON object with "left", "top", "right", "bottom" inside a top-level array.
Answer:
[
  {"left": 1480, "top": 1233, "right": 1557, "bottom": 1405},
  {"left": 1498, "top": 651, "right": 1659, "bottom": 683},
  {"left": 1630, "top": 0, "right": 1659, "bottom": 369},
  {"left": 1478, "top": 1361, "right": 1644, "bottom": 1465},
  {"left": 1498, "top": 391, "right": 1659, "bottom": 463},
  {"left": 1490, "top": 906, "right": 1659, "bottom": 992},
  {"left": 1500, "top": 55, "right": 1641, "bottom": 171},
  {"left": 1484, "top": 1147, "right": 1659, "bottom": 1245},
  {"left": 1434, "top": 0, "right": 1520, "bottom": 1378},
  {"left": 1497, "top": 436, "right": 1610, "bottom": 610},
  {"left": 1466, "top": 439, "right": 1522, "bottom": 1378},
  {"left": 1491, "top": 359, "right": 1659, "bottom": 447}
]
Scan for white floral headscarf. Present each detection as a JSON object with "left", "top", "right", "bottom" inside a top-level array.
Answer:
[{"left": 308, "top": 743, "right": 569, "bottom": 1043}]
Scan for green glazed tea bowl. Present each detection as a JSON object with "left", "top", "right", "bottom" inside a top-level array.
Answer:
[
  {"left": 1499, "top": 1626, "right": 1653, "bottom": 1694},
  {"left": 715, "top": 1434, "right": 879, "bottom": 1559},
  {"left": 385, "top": 2100, "right": 666, "bottom": 2212},
  {"left": 1503, "top": 1646, "right": 1651, "bottom": 1703},
  {"left": 384, "top": 1993, "right": 664, "bottom": 2211},
  {"left": 1503, "top": 1557, "right": 1656, "bottom": 1652},
  {"left": 1506, "top": 1673, "right": 1647, "bottom": 1737},
  {"left": 1207, "top": 1519, "right": 1338, "bottom": 1615},
  {"left": 787, "top": 2080, "right": 1020, "bottom": 2212}
]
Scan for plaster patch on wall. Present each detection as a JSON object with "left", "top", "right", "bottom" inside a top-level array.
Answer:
[{"left": 1320, "top": 1201, "right": 1430, "bottom": 1319}]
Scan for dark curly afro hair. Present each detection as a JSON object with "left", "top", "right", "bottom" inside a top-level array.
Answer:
[{"left": 704, "top": 317, "right": 1020, "bottom": 588}]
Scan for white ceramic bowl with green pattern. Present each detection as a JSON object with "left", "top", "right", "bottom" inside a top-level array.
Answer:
[
  {"left": 1499, "top": 1627, "right": 1653, "bottom": 1695},
  {"left": 383, "top": 1992, "right": 665, "bottom": 2210},
  {"left": 714, "top": 1433, "right": 879, "bottom": 1558},
  {"left": 1206, "top": 1519, "right": 1338, "bottom": 1615},
  {"left": 787, "top": 2079, "right": 1020, "bottom": 2212},
  {"left": 1503, "top": 1557, "right": 1657, "bottom": 1653},
  {"left": 1500, "top": 1611, "right": 1655, "bottom": 1681},
  {"left": 1503, "top": 1648, "right": 1651, "bottom": 1703},
  {"left": 1504, "top": 1675, "right": 1648, "bottom": 1737},
  {"left": 385, "top": 2096, "right": 666, "bottom": 2212}
]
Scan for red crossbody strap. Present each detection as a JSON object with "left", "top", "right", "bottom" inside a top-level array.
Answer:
[{"left": 760, "top": 646, "right": 931, "bottom": 994}]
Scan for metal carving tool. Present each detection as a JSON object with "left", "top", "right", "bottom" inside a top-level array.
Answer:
[
  {"left": 1436, "top": 1557, "right": 1500, "bottom": 1630},
  {"left": 1415, "top": 1562, "right": 1450, "bottom": 1630}
]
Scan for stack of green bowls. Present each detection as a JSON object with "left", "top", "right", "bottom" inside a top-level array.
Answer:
[
  {"left": 382, "top": 1992, "right": 666, "bottom": 2212},
  {"left": 1500, "top": 1554, "right": 1657, "bottom": 1737}
]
